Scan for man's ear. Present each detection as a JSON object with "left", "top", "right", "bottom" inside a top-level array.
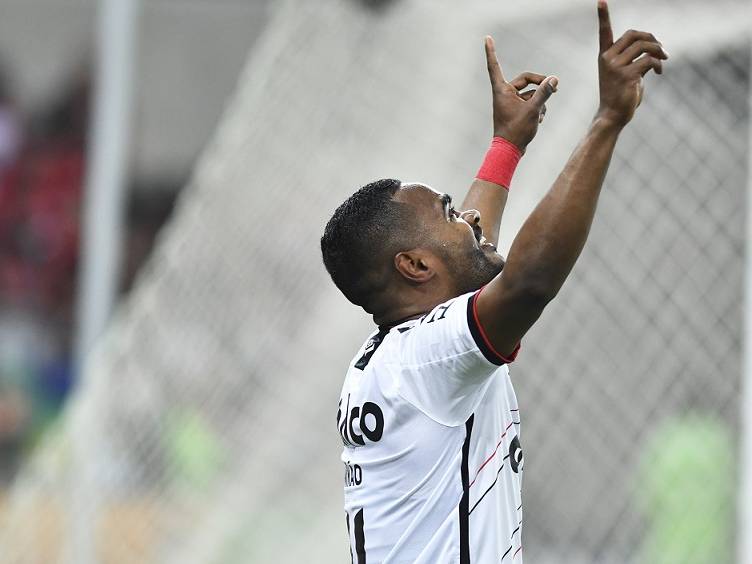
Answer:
[{"left": 394, "top": 250, "right": 436, "bottom": 283}]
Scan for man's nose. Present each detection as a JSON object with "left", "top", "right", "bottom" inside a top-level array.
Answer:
[{"left": 461, "top": 209, "right": 481, "bottom": 225}]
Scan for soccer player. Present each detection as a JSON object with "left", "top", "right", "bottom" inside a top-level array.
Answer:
[{"left": 320, "top": 2, "right": 667, "bottom": 562}]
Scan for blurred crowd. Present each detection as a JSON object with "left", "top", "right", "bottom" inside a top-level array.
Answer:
[{"left": 0, "top": 59, "right": 176, "bottom": 484}]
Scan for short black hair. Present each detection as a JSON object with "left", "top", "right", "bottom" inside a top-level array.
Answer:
[{"left": 321, "top": 178, "right": 414, "bottom": 311}]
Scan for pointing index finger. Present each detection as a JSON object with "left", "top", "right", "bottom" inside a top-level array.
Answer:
[
  {"left": 484, "top": 36, "right": 507, "bottom": 89},
  {"left": 598, "top": 0, "right": 614, "bottom": 53}
]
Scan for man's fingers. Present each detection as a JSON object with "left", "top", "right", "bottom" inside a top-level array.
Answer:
[
  {"left": 519, "top": 90, "right": 547, "bottom": 123},
  {"left": 615, "top": 40, "right": 669, "bottom": 66},
  {"left": 611, "top": 30, "right": 660, "bottom": 55},
  {"left": 510, "top": 72, "right": 547, "bottom": 91},
  {"left": 539, "top": 104, "right": 547, "bottom": 124},
  {"left": 630, "top": 54, "right": 664, "bottom": 76},
  {"left": 485, "top": 36, "right": 507, "bottom": 89},
  {"left": 597, "top": 0, "right": 614, "bottom": 53},
  {"left": 529, "top": 76, "right": 559, "bottom": 109}
]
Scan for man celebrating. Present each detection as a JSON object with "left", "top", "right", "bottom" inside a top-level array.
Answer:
[{"left": 321, "top": 2, "right": 667, "bottom": 562}]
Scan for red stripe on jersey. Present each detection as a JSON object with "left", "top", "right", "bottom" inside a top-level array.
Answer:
[{"left": 469, "top": 421, "right": 514, "bottom": 488}]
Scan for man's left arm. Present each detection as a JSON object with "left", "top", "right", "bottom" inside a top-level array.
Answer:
[
  {"left": 461, "top": 179, "right": 508, "bottom": 248},
  {"left": 461, "top": 37, "right": 556, "bottom": 246}
]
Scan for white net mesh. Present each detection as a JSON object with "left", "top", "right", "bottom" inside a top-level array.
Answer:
[{"left": 0, "top": 0, "right": 748, "bottom": 563}]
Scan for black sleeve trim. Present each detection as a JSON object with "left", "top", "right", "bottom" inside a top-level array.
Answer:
[{"left": 466, "top": 290, "right": 520, "bottom": 366}]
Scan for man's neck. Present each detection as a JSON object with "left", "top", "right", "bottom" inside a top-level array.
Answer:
[
  {"left": 374, "top": 311, "right": 426, "bottom": 330},
  {"left": 372, "top": 291, "right": 456, "bottom": 329}
]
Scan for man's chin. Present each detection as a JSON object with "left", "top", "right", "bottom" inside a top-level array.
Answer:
[
  {"left": 456, "top": 256, "right": 504, "bottom": 295},
  {"left": 481, "top": 248, "right": 506, "bottom": 274},
  {"left": 483, "top": 260, "right": 505, "bottom": 284}
]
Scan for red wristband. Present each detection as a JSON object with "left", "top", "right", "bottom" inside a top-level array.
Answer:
[{"left": 475, "top": 137, "right": 523, "bottom": 190}]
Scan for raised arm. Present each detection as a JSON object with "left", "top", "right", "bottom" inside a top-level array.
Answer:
[
  {"left": 476, "top": 0, "right": 669, "bottom": 356},
  {"left": 461, "top": 37, "right": 558, "bottom": 247}
]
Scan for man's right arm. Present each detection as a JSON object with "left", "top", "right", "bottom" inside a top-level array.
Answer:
[{"left": 475, "top": 0, "right": 669, "bottom": 357}]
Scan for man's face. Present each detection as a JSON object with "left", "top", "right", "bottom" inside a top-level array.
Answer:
[{"left": 394, "top": 183, "right": 505, "bottom": 295}]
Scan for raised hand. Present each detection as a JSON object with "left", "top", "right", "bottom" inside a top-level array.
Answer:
[
  {"left": 596, "top": 0, "right": 668, "bottom": 127},
  {"left": 484, "top": 36, "right": 558, "bottom": 152}
]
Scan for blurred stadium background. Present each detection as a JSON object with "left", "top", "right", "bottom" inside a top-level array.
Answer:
[{"left": 0, "top": 0, "right": 749, "bottom": 562}]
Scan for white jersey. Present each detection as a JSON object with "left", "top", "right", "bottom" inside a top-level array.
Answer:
[{"left": 337, "top": 290, "right": 524, "bottom": 564}]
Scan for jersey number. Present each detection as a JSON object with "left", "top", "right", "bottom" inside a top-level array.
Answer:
[{"left": 345, "top": 508, "right": 366, "bottom": 563}]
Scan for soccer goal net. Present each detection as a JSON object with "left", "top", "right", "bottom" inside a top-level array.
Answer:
[{"left": 0, "top": 0, "right": 748, "bottom": 563}]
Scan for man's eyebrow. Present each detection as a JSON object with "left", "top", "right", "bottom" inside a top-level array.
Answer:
[{"left": 441, "top": 193, "right": 452, "bottom": 217}]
